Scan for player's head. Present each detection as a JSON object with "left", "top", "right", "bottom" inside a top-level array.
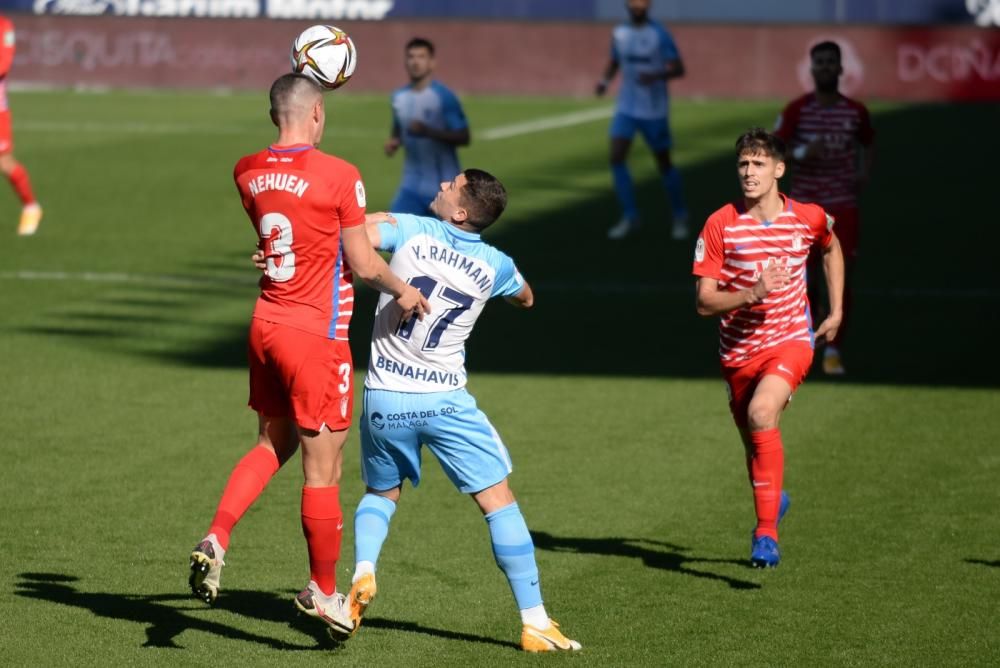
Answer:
[
  {"left": 734, "top": 127, "right": 786, "bottom": 200},
  {"left": 430, "top": 168, "right": 507, "bottom": 231},
  {"left": 626, "top": 0, "right": 651, "bottom": 23},
  {"left": 269, "top": 73, "right": 325, "bottom": 145},
  {"left": 404, "top": 37, "right": 435, "bottom": 82},
  {"left": 810, "top": 41, "right": 843, "bottom": 93}
]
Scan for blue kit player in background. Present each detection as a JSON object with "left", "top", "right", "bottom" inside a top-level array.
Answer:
[
  {"left": 384, "top": 38, "right": 470, "bottom": 216},
  {"left": 596, "top": 0, "right": 689, "bottom": 241},
  {"left": 345, "top": 169, "right": 582, "bottom": 653}
]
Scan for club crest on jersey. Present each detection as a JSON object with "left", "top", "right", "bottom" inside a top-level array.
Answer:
[
  {"left": 370, "top": 412, "right": 385, "bottom": 430},
  {"left": 355, "top": 179, "right": 366, "bottom": 207},
  {"left": 694, "top": 237, "right": 705, "bottom": 262}
]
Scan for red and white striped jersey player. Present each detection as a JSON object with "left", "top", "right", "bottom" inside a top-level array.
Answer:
[
  {"left": 0, "top": 15, "right": 42, "bottom": 236},
  {"left": 692, "top": 127, "right": 844, "bottom": 569}
]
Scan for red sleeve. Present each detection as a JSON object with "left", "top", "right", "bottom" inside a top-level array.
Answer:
[
  {"left": 809, "top": 204, "right": 835, "bottom": 249},
  {"left": 773, "top": 98, "right": 800, "bottom": 143},
  {"left": 692, "top": 211, "right": 726, "bottom": 279},
  {"left": 0, "top": 19, "right": 16, "bottom": 78},
  {"left": 336, "top": 163, "right": 366, "bottom": 229},
  {"left": 856, "top": 102, "right": 875, "bottom": 146}
]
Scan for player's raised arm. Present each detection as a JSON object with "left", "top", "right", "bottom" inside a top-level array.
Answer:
[{"left": 341, "top": 225, "right": 430, "bottom": 318}]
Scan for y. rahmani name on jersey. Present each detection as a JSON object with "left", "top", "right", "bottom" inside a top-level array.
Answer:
[
  {"left": 247, "top": 172, "right": 311, "bottom": 198},
  {"left": 412, "top": 242, "right": 493, "bottom": 293}
]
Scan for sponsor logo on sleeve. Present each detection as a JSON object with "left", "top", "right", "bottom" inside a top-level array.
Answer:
[
  {"left": 694, "top": 237, "right": 705, "bottom": 262},
  {"left": 825, "top": 213, "right": 835, "bottom": 231},
  {"left": 355, "top": 179, "right": 367, "bottom": 208}
]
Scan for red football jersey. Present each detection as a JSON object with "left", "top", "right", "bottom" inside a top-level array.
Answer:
[
  {"left": 234, "top": 144, "right": 366, "bottom": 340},
  {"left": 692, "top": 196, "right": 834, "bottom": 366},
  {"left": 0, "top": 16, "right": 16, "bottom": 113},
  {"left": 774, "top": 93, "right": 874, "bottom": 209}
]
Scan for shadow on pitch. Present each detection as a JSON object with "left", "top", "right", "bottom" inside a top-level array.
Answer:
[
  {"left": 361, "top": 617, "right": 518, "bottom": 650},
  {"left": 964, "top": 558, "right": 1000, "bottom": 569},
  {"left": 531, "top": 531, "right": 760, "bottom": 590},
  {"left": 13, "top": 573, "right": 329, "bottom": 651}
]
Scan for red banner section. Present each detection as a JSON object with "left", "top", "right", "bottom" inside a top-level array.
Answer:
[{"left": 11, "top": 16, "right": 1000, "bottom": 100}]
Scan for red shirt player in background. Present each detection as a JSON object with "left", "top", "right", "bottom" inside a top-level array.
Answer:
[
  {"left": 187, "top": 74, "right": 429, "bottom": 639},
  {"left": 0, "top": 15, "right": 42, "bottom": 236},
  {"left": 774, "top": 40, "right": 874, "bottom": 375},
  {"left": 693, "top": 127, "right": 844, "bottom": 568}
]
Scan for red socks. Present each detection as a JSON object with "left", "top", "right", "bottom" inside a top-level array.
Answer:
[
  {"left": 301, "top": 485, "right": 343, "bottom": 597},
  {"left": 750, "top": 428, "right": 784, "bottom": 540},
  {"left": 7, "top": 164, "right": 36, "bottom": 205},
  {"left": 207, "top": 445, "right": 280, "bottom": 550}
]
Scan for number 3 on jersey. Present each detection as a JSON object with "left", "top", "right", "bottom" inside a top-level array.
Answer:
[
  {"left": 396, "top": 275, "right": 473, "bottom": 350},
  {"left": 259, "top": 212, "right": 295, "bottom": 282}
]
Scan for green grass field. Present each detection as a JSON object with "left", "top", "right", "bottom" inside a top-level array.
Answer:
[{"left": 1, "top": 90, "right": 998, "bottom": 666}]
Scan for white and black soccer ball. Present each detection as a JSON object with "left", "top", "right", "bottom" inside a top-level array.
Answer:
[{"left": 290, "top": 25, "right": 358, "bottom": 91}]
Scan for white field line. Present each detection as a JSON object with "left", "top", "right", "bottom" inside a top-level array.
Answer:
[
  {"left": 480, "top": 106, "right": 614, "bottom": 141},
  {"left": 1, "top": 270, "right": 995, "bottom": 299}
]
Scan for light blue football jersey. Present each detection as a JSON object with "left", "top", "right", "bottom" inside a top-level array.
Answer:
[
  {"left": 391, "top": 81, "right": 468, "bottom": 201},
  {"left": 366, "top": 214, "right": 523, "bottom": 393},
  {"left": 611, "top": 20, "right": 680, "bottom": 120}
]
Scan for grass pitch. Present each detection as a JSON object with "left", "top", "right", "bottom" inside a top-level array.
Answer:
[{"left": 1, "top": 90, "right": 998, "bottom": 666}]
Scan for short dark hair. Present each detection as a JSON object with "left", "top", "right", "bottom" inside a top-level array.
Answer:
[
  {"left": 735, "top": 127, "right": 786, "bottom": 162},
  {"left": 810, "top": 40, "right": 841, "bottom": 63},
  {"left": 406, "top": 37, "right": 435, "bottom": 55},
  {"left": 460, "top": 169, "right": 507, "bottom": 229},
  {"left": 269, "top": 73, "right": 321, "bottom": 115}
]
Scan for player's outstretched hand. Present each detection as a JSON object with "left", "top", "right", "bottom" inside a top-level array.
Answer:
[
  {"left": 396, "top": 284, "right": 431, "bottom": 323},
  {"left": 365, "top": 212, "right": 397, "bottom": 226},
  {"left": 252, "top": 249, "right": 267, "bottom": 272},
  {"left": 751, "top": 261, "right": 791, "bottom": 301},
  {"left": 814, "top": 313, "right": 842, "bottom": 346},
  {"left": 384, "top": 137, "right": 401, "bottom": 156}
]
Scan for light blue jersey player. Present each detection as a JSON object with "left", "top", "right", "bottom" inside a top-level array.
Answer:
[
  {"left": 344, "top": 169, "right": 581, "bottom": 653},
  {"left": 384, "top": 38, "right": 470, "bottom": 217},
  {"left": 596, "top": 0, "right": 689, "bottom": 240}
]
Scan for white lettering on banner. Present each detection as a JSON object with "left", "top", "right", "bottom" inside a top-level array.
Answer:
[
  {"left": 35, "top": 0, "right": 260, "bottom": 16},
  {"left": 898, "top": 40, "right": 1000, "bottom": 83},
  {"left": 266, "top": 0, "right": 393, "bottom": 20},
  {"left": 967, "top": 0, "right": 1000, "bottom": 27}
]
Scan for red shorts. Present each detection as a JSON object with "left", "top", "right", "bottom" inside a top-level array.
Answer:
[
  {"left": 247, "top": 318, "right": 354, "bottom": 432},
  {"left": 0, "top": 110, "right": 12, "bottom": 154},
  {"left": 722, "top": 341, "right": 814, "bottom": 429}
]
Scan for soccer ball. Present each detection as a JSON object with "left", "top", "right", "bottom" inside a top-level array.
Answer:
[{"left": 290, "top": 25, "right": 358, "bottom": 91}]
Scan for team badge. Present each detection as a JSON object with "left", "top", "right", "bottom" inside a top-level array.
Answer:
[
  {"left": 355, "top": 179, "right": 366, "bottom": 207},
  {"left": 694, "top": 237, "right": 705, "bottom": 262},
  {"left": 825, "top": 212, "right": 836, "bottom": 231},
  {"left": 340, "top": 396, "right": 349, "bottom": 419},
  {"left": 791, "top": 233, "right": 803, "bottom": 252}
]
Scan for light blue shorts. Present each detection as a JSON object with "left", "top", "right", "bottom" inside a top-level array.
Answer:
[
  {"left": 609, "top": 112, "right": 673, "bottom": 151},
  {"left": 359, "top": 387, "right": 513, "bottom": 494},
  {"left": 389, "top": 187, "right": 435, "bottom": 217}
]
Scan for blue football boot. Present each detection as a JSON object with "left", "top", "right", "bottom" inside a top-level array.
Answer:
[{"left": 750, "top": 491, "right": 791, "bottom": 568}]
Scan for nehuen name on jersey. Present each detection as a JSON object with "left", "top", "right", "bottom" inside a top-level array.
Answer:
[{"left": 248, "top": 173, "right": 310, "bottom": 198}]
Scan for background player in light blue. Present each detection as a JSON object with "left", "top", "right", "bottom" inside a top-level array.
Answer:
[
  {"left": 345, "top": 169, "right": 582, "bottom": 653},
  {"left": 384, "top": 38, "right": 470, "bottom": 216},
  {"left": 596, "top": 0, "right": 689, "bottom": 241}
]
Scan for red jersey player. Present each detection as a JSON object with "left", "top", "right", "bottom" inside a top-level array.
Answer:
[
  {"left": 0, "top": 15, "right": 42, "bottom": 236},
  {"left": 774, "top": 40, "right": 874, "bottom": 375},
  {"left": 188, "top": 74, "right": 429, "bottom": 639},
  {"left": 693, "top": 128, "right": 844, "bottom": 568}
]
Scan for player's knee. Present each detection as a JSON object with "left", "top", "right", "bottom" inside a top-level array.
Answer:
[
  {"left": 746, "top": 402, "right": 779, "bottom": 431},
  {"left": 0, "top": 154, "right": 16, "bottom": 174}
]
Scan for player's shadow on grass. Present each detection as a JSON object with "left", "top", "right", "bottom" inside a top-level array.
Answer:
[
  {"left": 965, "top": 558, "right": 1000, "bottom": 569},
  {"left": 531, "top": 531, "right": 761, "bottom": 590},
  {"left": 361, "top": 618, "right": 519, "bottom": 650},
  {"left": 14, "top": 573, "right": 329, "bottom": 651}
]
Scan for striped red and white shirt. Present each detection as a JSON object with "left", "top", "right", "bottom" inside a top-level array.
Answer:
[
  {"left": 692, "top": 196, "right": 834, "bottom": 366},
  {"left": 235, "top": 145, "right": 365, "bottom": 341},
  {"left": 774, "top": 93, "right": 874, "bottom": 209}
]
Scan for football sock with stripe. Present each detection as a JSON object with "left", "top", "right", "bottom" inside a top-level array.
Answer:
[
  {"left": 611, "top": 162, "right": 638, "bottom": 221},
  {"left": 301, "top": 485, "right": 343, "bottom": 597},
  {"left": 661, "top": 166, "right": 688, "bottom": 220},
  {"left": 353, "top": 493, "right": 396, "bottom": 571},
  {"left": 750, "top": 428, "right": 784, "bottom": 540},
  {"left": 207, "top": 445, "right": 280, "bottom": 550},
  {"left": 485, "top": 502, "right": 545, "bottom": 620},
  {"left": 7, "top": 164, "right": 36, "bottom": 206}
]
